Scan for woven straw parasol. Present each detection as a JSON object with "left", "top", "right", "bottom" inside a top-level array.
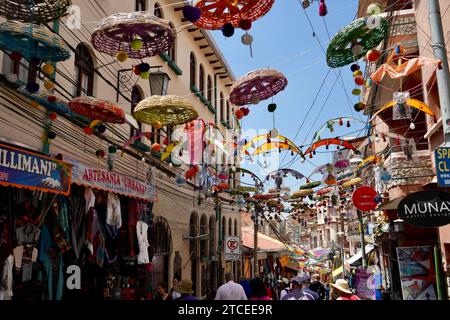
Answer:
[
  {"left": 230, "top": 68, "right": 288, "bottom": 106},
  {"left": 0, "top": 21, "right": 70, "bottom": 62},
  {"left": 0, "top": 0, "right": 71, "bottom": 24},
  {"left": 91, "top": 12, "right": 175, "bottom": 59},
  {"left": 18, "top": 86, "right": 69, "bottom": 114},
  {"left": 68, "top": 97, "right": 126, "bottom": 124},
  {"left": 342, "top": 177, "right": 363, "bottom": 188},
  {"left": 133, "top": 95, "right": 199, "bottom": 127},
  {"left": 291, "top": 189, "right": 314, "bottom": 199},
  {"left": 194, "top": 0, "right": 274, "bottom": 30}
]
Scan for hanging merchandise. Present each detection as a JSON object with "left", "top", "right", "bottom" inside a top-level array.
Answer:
[
  {"left": 91, "top": 12, "right": 175, "bottom": 61},
  {"left": 0, "top": 0, "right": 72, "bottom": 24},
  {"left": 326, "top": 16, "right": 388, "bottom": 68},
  {"left": 318, "top": 0, "right": 327, "bottom": 16},
  {"left": 230, "top": 69, "right": 288, "bottom": 106}
]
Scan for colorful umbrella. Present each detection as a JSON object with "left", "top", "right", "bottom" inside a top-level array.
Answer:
[
  {"left": 304, "top": 138, "right": 356, "bottom": 155},
  {"left": 370, "top": 98, "right": 436, "bottom": 122},
  {"left": 68, "top": 97, "right": 125, "bottom": 124}
]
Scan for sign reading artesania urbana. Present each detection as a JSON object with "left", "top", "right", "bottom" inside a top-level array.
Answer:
[
  {"left": 397, "top": 190, "right": 450, "bottom": 227},
  {"left": 0, "top": 143, "right": 71, "bottom": 195}
]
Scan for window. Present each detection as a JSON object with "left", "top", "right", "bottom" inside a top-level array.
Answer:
[
  {"left": 154, "top": 2, "right": 163, "bottom": 18},
  {"left": 167, "top": 23, "right": 176, "bottom": 62},
  {"left": 234, "top": 219, "right": 238, "bottom": 236},
  {"left": 209, "top": 216, "right": 216, "bottom": 258},
  {"left": 190, "top": 52, "right": 196, "bottom": 89},
  {"left": 130, "top": 85, "right": 143, "bottom": 138},
  {"left": 220, "top": 92, "right": 224, "bottom": 122},
  {"left": 226, "top": 101, "right": 230, "bottom": 125},
  {"left": 151, "top": 217, "right": 172, "bottom": 255},
  {"left": 135, "top": 0, "right": 146, "bottom": 11},
  {"left": 75, "top": 43, "right": 94, "bottom": 96},
  {"left": 190, "top": 212, "right": 199, "bottom": 258},
  {"left": 222, "top": 216, "right": 226, "bottom": 241},
  {"left": 207, "top": 75, "right": 212, "bottom": 103},
  {"left": 199, "top": 64, "right": 205, "bottom": 97},
  {"left": 200, "top": 215, "right": 208, "bottom": 258},
  {"left": 2, "top": 56, "right": 36, "bottom": 84},
  {"left": 228, "top": 218, "right": 232, "bottom": 236}
]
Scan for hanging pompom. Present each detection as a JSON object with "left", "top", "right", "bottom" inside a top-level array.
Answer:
[
  {"left": 338, "top": 118, "right": 343, "bottom": 126},
  {"left": 116, "top": 51, "right": 128, "bottom": 62},
  {"left": 44, "top": 81, "right": 55, "bottom": 90},
  {"left": 49, "top": 112, "right": 58, "bottom": 121},
  {"left": 130, "top": 38, "right": 143, "bottom": 51},
  {"left": 132, "top": 65, "right": 141, "bottom": 76},
  {"left": 152, "top": 121, "right": 163, "bottom": 129},
  {"left": 241, "top": 107, "right": 250, "bottom": 116},
  {"left": 47, "top": 95, "right": 57, "bottom": 102},
  {"left": 42, "top": 64, "right": 54, "bottom": 76},
  {"left": 353, "top": 70, "right": 363, "bottom": 77},
  {"left": 151, "top": 143, "right": 161, "bottom": 152},
  {"left": 140, "top": 71, "right": 150, "bottom": 80},
  {"left": 26, "top": 82, "right": 40, "bottom": 93},
  {"left": 9, "top": 51, "right": 22, "bottom": 62},
  {"left": 222, "top": 23, "right": 235, "bottom": 37},
  {"left": 108, "top": 145, "right": 117, "bottom": 154},
  {"left": 354, "top": 75, "right": 365, "bottom": 86},
  {"left": 97, "top": 124, "right": 107, "bottom": 133},
  {"left": 163, "top": 137, "right": 169, "bottom": 145},
  {"left": 182, "top": 5, "right": 202, "bottom": 23},
  {"left": 138, "top": 63, "right": 151, "bottom": 73},
  {"left": 30, "top": 57, "right": 41, "bottom": 66},
  {"left": 84, "top": 127, "right": 93, "bottom": 135},
  {"left": 366, "top": 49, "right": 381, "bottom": 62},
  {"left": 352, "top": 88, "right": 361, "bottom": 96},
  {"left": 235, "top": 109, "right": 244, "bottom": 120},
  {"left": 241, "top": 34, "right": 253, "bottom": 45},
  {"left": 350, "top": 64, "right": 360, "bottom": 72},
  {"left": 319, "top": 0, "right": 328, "bottom": 16},
  {"left": 268, "top": 103, "right": 277, "bottom": 112},
  {"left": 239, "top": 19, "right": 252, "bottom": 31},
  {"left": 354, "top": 102, "right": 365, "bottom": 112},
  {"left": 47, "top": 131, "right": 56, "bottom": 140}
]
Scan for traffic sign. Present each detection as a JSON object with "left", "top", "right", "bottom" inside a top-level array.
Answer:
[
  {"left": 224, "top": 236, "right": 240, "bottom": 261},
  {"left": 352, "top": 186, "right": 378, "bottom": 212}
]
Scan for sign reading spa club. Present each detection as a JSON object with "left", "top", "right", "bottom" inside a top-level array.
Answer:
[{"left": 397, "top": 190, "right": 450, "bottom": 227}]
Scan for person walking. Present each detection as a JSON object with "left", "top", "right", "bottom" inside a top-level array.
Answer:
[
  {"left": 215, "top": 272, "right": 248, "bottom": 300},
  {"left": 156, "top": 281, "right": 173, "bottom": 300},
  {"left": 309, "top": 274, "right": 326, "bottom": 300},
  {"left": 170, "top": 277, "right": 181, "bottom": 300},
  {"left": 174, "top": 279, "right": 199, "bottom": 300},
  {"left": 249, "top": 278, "right": 272, "bottom": 300},
  {"left": 277, "top": 278, "right": 290, "bottom": 299},
  {"left": 301, "top": 274, "right": 320, "bottom": 300},
  {"left": 281, "top": 276, "right": 314, "bottom": 300},
  {"left": 330, "top": 279, "right": 360, "bottom": 300}
]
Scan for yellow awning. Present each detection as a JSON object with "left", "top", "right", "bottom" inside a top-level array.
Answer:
[{"left": 332, "top": 266, "right": 343, "bottom": 278}]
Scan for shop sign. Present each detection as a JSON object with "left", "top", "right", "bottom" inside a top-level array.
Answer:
[
  {"left": 0, "top": 143, "right": 71, "bottom": 195},
  {"left": 69, "top": 160, "right": 156, "bottom": 201},
  {"left": 434, "top": 147, "right": 450, "bottom": 187},
  {"left": 224, "top": 236, "right": 240, "bottom": 261},
  {"left": 397, "top": 190, "right": 450, "bottom": 227}
]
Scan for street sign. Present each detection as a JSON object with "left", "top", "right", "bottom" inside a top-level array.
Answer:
[
  {"left": 224, "top": 236, "right": 240, "bottom": 261},
  {"left": 397, "top": 190, "right": 450, "bottom": 227},
  {"left": 352, "top": 186, "right": 378, "bottom": 212},
  {"left": 434, "top": 147, "right": 450, "bottom": 187}
]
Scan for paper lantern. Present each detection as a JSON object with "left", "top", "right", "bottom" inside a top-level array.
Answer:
[
  {"left": 354, "top": 102, "right": 365, "bottom": 112},
  {"left": 366, "top": 49, "right": 381, "bottom": 62},
  {"left": 152, "top": 121, "right": 163, "bottom": 129}
]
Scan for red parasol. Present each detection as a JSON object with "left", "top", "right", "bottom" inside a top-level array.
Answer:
[{"left": 68, "top": 97, "right": 125, "bottom": 124}]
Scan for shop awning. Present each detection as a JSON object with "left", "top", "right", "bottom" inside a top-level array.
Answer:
[
  {"left": 377, "top": 197, "right": 403, "bottom": 211},
  {"left": 332, "top": 266, "right": 343, "bottom": 278},
  {"left": 242, "top": 227, "right": 288, "bottom": 254},
  {"left": 346, "top": 244, "right": 375, "bottom": 266}
]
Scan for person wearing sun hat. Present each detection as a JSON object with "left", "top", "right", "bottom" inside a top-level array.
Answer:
[
  {"left": 277, "top": 277, "right": 290, "bottom": 299},
  {"left": 174, "top": 279, "right": 199, "bottom": 300},
  {"left": 330, "top": 279, "right": 360, "bottom": 300}
]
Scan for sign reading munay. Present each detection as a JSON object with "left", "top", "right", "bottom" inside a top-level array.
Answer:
[
  {"left": 70, "top": 160, "right": 157, "bottom": 201},
  {"left": 397, "top": 190, "right": 450, "bottom": 227},
  {"left": 0, "top": 143, "right": 71, "bottom": 195}
]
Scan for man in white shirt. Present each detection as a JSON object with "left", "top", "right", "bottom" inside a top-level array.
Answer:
[{"left": 215, "top": 272, "right": 248, "bottom": 300}]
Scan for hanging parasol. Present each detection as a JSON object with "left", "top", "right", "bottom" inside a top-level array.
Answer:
[
  {"left": 326, "top": 16, "right": 389, "bottom": 68},
  {"left": 369, "top": 98, "right": 436, "bottom": 122},
  {"left": 356, "top": 155, "right": 379, "bottom": 171},
  {"left": 316, "top": 187, "right": 334, "bottom": 196},
  {"left": 304, "top": 138, "right": 356, "bottom": 156},
  {"left": 371, "top": 46, "right": 441, "bottom": 84},
  {"left": 0, "top": 0, "right": 72, "bottom": 24},
  {"left": 342, "top": 177, "right": 363, "bottom": 188},
  {"left": 193, "top": 0, "right": 275, "bottom": 30},
  {"left": 68, "top": 97, "right": 126, "bottom": 124},
  {"left": 312, "top": 117, "right": 367, "bottom": 143},
  {"left": 291, "top": 189, "right": 314, "bottom": 199},
  {"left": 18, "top": 87, "right": 69, "bottom": 114},
  {"left": 91, "top": 12, "right": 175, "bottom": 59},
  {"left": 133, "top": 95, "right": 198, "bottom": 127},
  {"left": 252, "top": 141, "right": 302, "bottom": 156},
  {"left": 265, "top": 168, "right": 306, "bottom": 181},
  {"left": 241, "top": 133, "right": 299, "bottom": 155},
  {"left": 299, "top": 181, "right": 321, "bottom": 190},
  {"left": 230, "top": 68, "right": 288, "bottom": 106},
  {"left": 0, "top": 21, "right": 70, "bottom": 62}
]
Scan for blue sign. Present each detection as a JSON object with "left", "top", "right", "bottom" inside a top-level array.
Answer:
[
  {"left": 435, "top": 147, "right": 450, "bottom": 187},
  {"left": 0, "top": 143, "right": 71, "bottom": 195}
]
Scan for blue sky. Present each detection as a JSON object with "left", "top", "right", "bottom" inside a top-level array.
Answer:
[{"left": 212, "top": 0, "right": 368, "bottom": 191}]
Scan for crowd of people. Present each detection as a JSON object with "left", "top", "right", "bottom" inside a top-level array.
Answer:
[{"left": 154, "top": 272, "right": 361, "bottom": 300}]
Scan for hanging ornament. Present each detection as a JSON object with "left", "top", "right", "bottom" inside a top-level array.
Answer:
[
  {"left": 268, "top": 103, "right": 277, "bottom": 112},
  {"left": 9, "top": 51, "right": 22, "bottom": 62},
  {"left": 396, "top": 137, "right": 401, "bottom": 145},
  {"left": 97, "top": 124, "right": 107, "bottom": 134},
  {"left": 116, "top": 50, "right": 128, "bottom": 62},
  {"left": 47, "top": 95, "right": 57, "bottom": 103},
  {"left": 367, "top": 3, "right": 382, "bottom": 16},
  {"left": 338, "top": 118, "right": 344, "bottom": 126},
  {"left": 175, "top": 173, "right": 186, "bottom": 186},
  {"left": 222, "top": 23, "right": 235, "bottom": 37},
  {"left": 151, "top": 143, "right": 161, "bottom": 153},
  {"left": 152, "top": 121, "right": 163, "bottom": 129},
  {"left": 352, "top": 88, "right": 361, "bottom": 96},
  {"left": 346, "top": 121, "right": 351, "bottom": 127},
  {"left": 354, "top": 102, "right": 365, "bottom": 112},
  {"left": 182, "top": 5, "right": 202, "bottom": 23},
  {"left": 130, "top": 38, "right": 143, "bottom": 51},
  {"left": 353, "top": 70, "right": 363, "bottom": 77},
  {"left": 241, "top": 107, "right": 250, "bottom": 116},
  {"left": 132, "top": 65, "right": 141, "bottom": 76},
  {"left": 44, "top": 81, "right": 55, "bottom": 90},
  {"left": 241, "top": 33, "right": 253, "bottom": 45},
  {"left": 250, "top": 95, "right": 260, "bottom": 105},
  {"left": 350, "top": 64, "right": 360, "bottom": 72},
  {"left": 354, "top": 75, "right": 365, "bottom": 86},
  {"left": 366, "top": 49, "right": 381, "bottom": 62},
  {"left": 47, "top": 131, "right": 56, "bottom": 140},
  {"left": 140, "top": 71, "right": 150, "bottom": 80},
  {"left": 319, "top": 0, "right": 327, "bottom": 16},
  {"left": 6, "top": 74, "right": 17, "bottom": 83},
  {"left": 84, "top": 127, "right": 93, "bottom": 135},
  {"left": 409, "top": 122, "right": 416, "bottom": 130},
  {"left": 42, "top": 64, "right": 54, "bottom": 76},
  {"left": 239, "top": 19, "right": 252, "bottom": 31},
  {"left": 235, "top": 109, "right": 244, "bottom": 120},
  {"left": 49, "top": 112, "right": 58, "bottom": 121}
]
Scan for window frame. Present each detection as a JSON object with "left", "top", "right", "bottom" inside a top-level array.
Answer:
[{"left": 75, "top": 43, "right": 94, "bottom": 97}]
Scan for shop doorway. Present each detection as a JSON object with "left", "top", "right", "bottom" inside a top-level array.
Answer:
[{"left": 150, "top": 217, "right": 172, "bottom": 293}]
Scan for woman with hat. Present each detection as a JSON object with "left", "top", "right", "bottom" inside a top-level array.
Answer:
[
  {"left": 330, "top": 279, "right": 360, "bottom": 300},
  {"left": 277, "top": 277, "right": 290, "bottom": 299},
  {"left": 174, "top": 279, "right": 199, "bottom": 300}
]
